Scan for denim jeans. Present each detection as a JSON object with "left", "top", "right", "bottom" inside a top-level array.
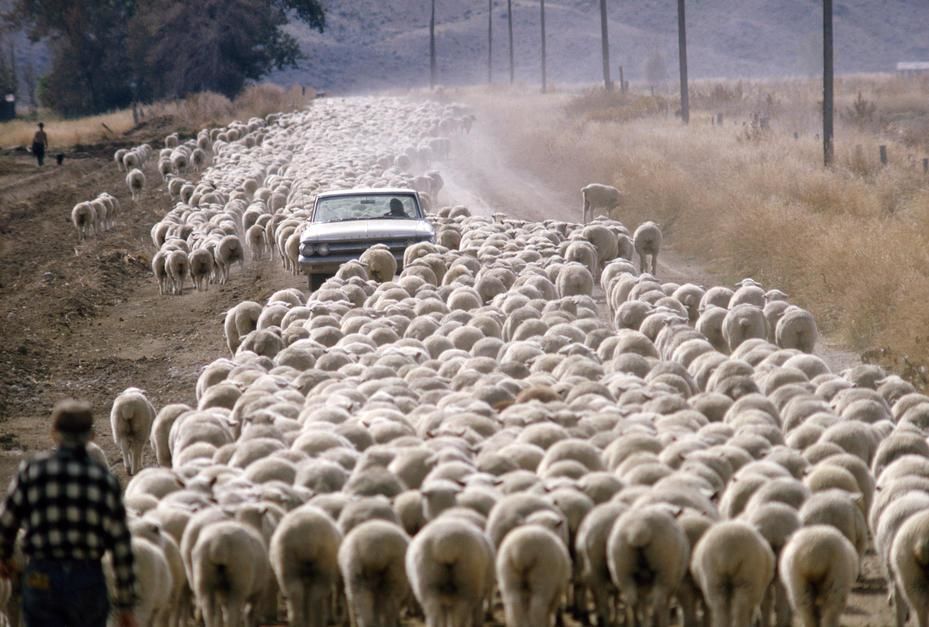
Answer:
[{"left": 22, "top": 558, "right": 109, "bottom": 627}]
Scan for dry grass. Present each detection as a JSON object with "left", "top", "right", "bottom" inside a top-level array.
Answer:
[
  {"left": 0, "top": 110, "right": 136, "bottom": 149},
  {"left": 0, "top": 83, "right": 315, "bottom": 149},
  {"left": 459, "top": 75, "right": 929, "bottom": 381}
]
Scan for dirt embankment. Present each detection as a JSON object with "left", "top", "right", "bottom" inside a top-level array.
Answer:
[{"left": 0, "top": 144, "right": 296, "bottom": 484}]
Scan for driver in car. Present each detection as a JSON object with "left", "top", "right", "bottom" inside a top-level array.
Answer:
[{"left": 385, "top": 198, "right": 408, "bottom": 218}]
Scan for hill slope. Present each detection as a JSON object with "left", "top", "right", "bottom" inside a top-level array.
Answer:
[
  {"left": 5, "top": 1, "right": 929, "bottom": 101},
  {"left": 272, "top": 0, "right": 929, "bottom": 92}
]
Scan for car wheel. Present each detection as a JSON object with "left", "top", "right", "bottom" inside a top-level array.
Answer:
[{"left": 308, "top": 274, "right": 327, "bottom": 291}]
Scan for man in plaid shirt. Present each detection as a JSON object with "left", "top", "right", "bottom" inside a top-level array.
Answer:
[{"left": 0, "top": 399, "right": 137, "bottom": 627}]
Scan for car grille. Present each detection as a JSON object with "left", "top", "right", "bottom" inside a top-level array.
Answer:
[{"left": 304, "top": 237, "right": 420, "bottom": 257}]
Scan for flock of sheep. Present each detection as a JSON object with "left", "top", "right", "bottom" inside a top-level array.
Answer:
[{"left": 45, "top": 95, "right": 929, "bottom": 627}]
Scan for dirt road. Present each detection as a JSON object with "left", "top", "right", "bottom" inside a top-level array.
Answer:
[{"left": 0, "top": 146, "right": 297, "bottom": 485}]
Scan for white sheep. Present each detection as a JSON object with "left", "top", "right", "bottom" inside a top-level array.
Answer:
[
  {"left": 722, "top": 304, "right": 768, "bottom": 352},
  {"left": 496, "top": 516, "right": 571, "bottom": 627},
  {"left": 776, "top": 305, "right": 818, "bottom": 353},
  {"left": 71, "top": 202, "right": 96, "bottom": 241},
  {"left": 581, "top": 183, "right": 622, "bottom": 224},
  {"left": 270, "top": 505, "right": 342, "bottom": 627},
  {"left": 779, "top": 525, "right": 858, "bottom": 627},
  {"left": 406, "top": 517, "right": 494, "bottom": 627},
  {"left": 126, "top": 536, "right": 174, "bottom": 626},
  {"left": 126, "top": 168, "right": 146, "bottom": 202},
  {"left": 607, "top": 505, "right": 689, "bottom": 627},
  {"left": 691, "top": 521, "right": 775, "bottom": 627},
  {"left": 188, "top": 248, "right": 214, "bottom": 292},
  {"left": 338, "top": 519, "right": 410, "bottom": 627},
  {"left": 633, "top": 221, "right": 662, "bottom": 274},
  {"left": 214, "top": 235, "right": 245, "bottom": 285},
  {"left": 110, "top": 387, "right": 156, "bottom": 476},
  {"left": 890, "top": 509, "right": 929, "bottom": 627},
  {"left": 165, "top": 249, "right": 189, "bottom": 296},
  {"left": 556, "top": 262, "right": 594, "bottom": 297},
  {"left": 192, "top": 520, "right": 271, "bottom": 627},
  {"left": 576, "top": 502, "right": 627, "bottom": 627},
  {"left": 359, "top": 245, "right": 397, "bottom": 282}
]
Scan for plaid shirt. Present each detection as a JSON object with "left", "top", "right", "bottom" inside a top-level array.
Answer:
[{"left": 0, "top": 445, "right": 136, "bottom": 609}]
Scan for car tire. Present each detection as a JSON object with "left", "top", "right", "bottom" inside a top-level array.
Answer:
[{"left": 308, "top": 274, "right": 327, "bottom": 291}]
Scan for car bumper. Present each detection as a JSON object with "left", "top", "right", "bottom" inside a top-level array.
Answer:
[{"left": 298, "top": 252, "right": 404, "bottom": 275}]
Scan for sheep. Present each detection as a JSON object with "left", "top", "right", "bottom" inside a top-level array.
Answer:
[
  {"left": 245, "top": 224, "right": 269, "bottom": 261},
  {"left": 110, "top": 387, "right": 156, "bottom": 476},
  {"left": 633, "top": 221, "right": 662, "bottom": 274},
  {"left": 581, "top": 183, "right": 622, "bottom": 224},
  {"left": 338, "top": 520, "right": 410, "bottom": 627},
  {"left": 406, "top": 517, "right": 494, "bottom": 627},
  {"left": 576, "top": 502, "right": 628, "bottom": 627},
  {"left": 271, "top": 505, "right": 343, "bottom": 627},
  {"left": 165, "top": 249, "right": 189, "bottom": 296},
  {"left": 890, "top": 509, "right": 929, "bottom": 627},
  {"left": 556, "top": 262, "right": 594, "bottom": 297},
  {"left": 215, "top": 235, "right": 246, "bottom": 285},
  {"left": 496, "top": 516, "right": 571, "bottom": 627},
  {"left": 126, "top": 168, "right": 146, "bottom": 202},
  {"left": 224, "top": 300, "right": 262, "bottom": 354},
  {"left": 776, "top": 306, "right": 818, "bottom": 353},
  {"left": 192, "top": 520, "right": 271, "bottom": 627},
  {"left": 188, "top": 248, "right": 214, "bottom": 291},
  {"left": 607, "top": 505, "right": 690, "bottom": 627},
  {"left": 722, "top": 304, "right": 768, "bottom": 352},
  {"left": 779, "top": 525, "right": 858, "bottom": 627},
  {"left": 71, "top": 202, "right": 96, "bottom": 241},
  {"left": 114, "top": 148, "right": 128, "bottom": 171},
  {"left": 125, "top": 536, "right": 174, "bottom": 626},
  {"left": 359, "top": 245, "right": 398, "bottom": 282},
  {"left": 691, "top": 521, "right": 775, "bottom": 627}
]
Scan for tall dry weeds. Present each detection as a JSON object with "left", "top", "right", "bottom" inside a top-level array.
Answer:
[
  {"left": 0, "top": 82, "right": 316, "bottom": 148},
  {"left": 460, "top": 79, "right": 929, "bottom": 379}
]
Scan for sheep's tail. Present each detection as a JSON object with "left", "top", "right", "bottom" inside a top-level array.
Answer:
[
  {"left": 626, "top": 519, "right": 653, "bottom": 548},
  {"left": 914, "top": 536, "right": 929, "bottom": 565}
]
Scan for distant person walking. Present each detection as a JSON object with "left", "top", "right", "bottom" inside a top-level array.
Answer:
[
  {"left": 31, "top": 122, "right": 48, "bottom": 167},
  {"left": 0, "top": 399, "right": 137, "bottom": 627}
]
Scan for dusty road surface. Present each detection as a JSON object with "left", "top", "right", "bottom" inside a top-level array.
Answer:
[{"left": 0, "top": 95, "right": 886, "bottom": 626}]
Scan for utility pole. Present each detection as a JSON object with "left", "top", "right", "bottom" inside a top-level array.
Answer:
[
  {"left": 488, "top": 0, "right": 493, "bottom": 83},
  {"left": 677, "top": 0, "right": 689, "bottom": 124},
  {"left": 822, "top": 0, "right": 834, "bottom": 166},
  {"left": 540, "top": 0, "right": 547, "bottom": 92},
  {"left": 507, "top": 0, "right": 515, "bottom": 83},
  {"left": 430, "top": 0, "right": 437, "bottom": 89},
  {"left": 599, "top": 0, "right": 613, "bottom": 90}
]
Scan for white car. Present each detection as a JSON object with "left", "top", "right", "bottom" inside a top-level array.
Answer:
[{"left": 298, "top": 188, "right": 435, "bottom": 290}]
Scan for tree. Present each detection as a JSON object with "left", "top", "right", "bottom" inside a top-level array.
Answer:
[
  {"left": 0, "top": 36, "right": 15, "bottom": 98},
  {"left": 130, "top": 0, "right": 325, "bottom": 101},
  {"left": 644, "top": 49, "right": 668, "bottom": 94},
  {"left": 6, "top": 0, "right": 135, "bottom": 115},
  {"left": 5, "top": 0, "right": 325, "bottom": 114}
]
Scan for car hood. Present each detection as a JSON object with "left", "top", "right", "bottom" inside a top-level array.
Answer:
[{"left": 300, "top": 219, "right": 434, "bottom": 243}]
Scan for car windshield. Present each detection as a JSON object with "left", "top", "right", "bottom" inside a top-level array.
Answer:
[{"left": 313, "top": 193, "right": 421, "bottom": 223}]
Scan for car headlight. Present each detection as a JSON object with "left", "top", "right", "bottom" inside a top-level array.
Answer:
[
  {"left": 303, "top": 244, "right": 315, "bottom": 256},
  {"left": 317, "top": 243, "right": 329, "bottom": 256}
]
